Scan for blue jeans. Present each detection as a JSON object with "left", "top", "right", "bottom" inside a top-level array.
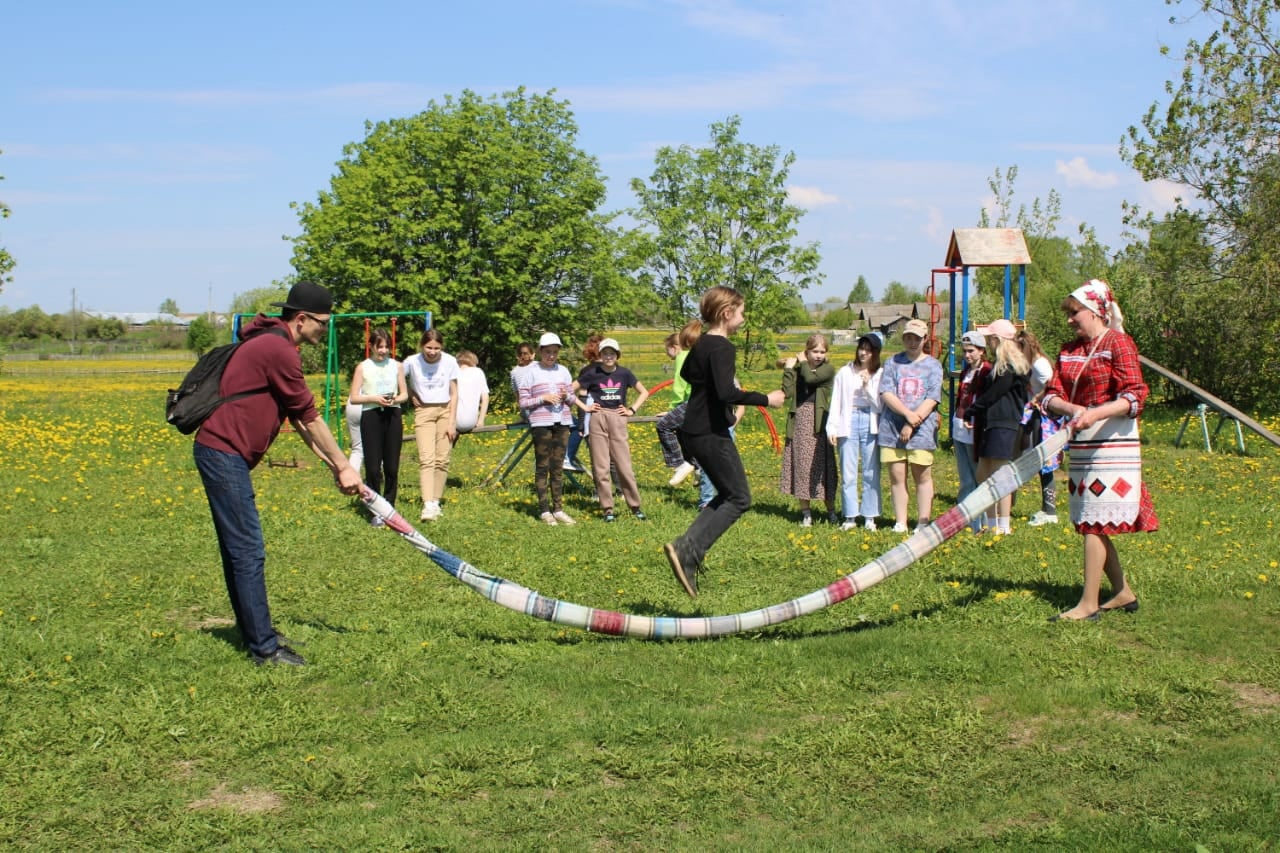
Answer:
[
  {"left": 675, "top": 431, "right": 751, "bottom": 568},
  {"left": 194, "top": 443, "right": 278, "bottom": 657},
  {"left": 954, "top": 439, "right": 982, "bottom": 532},
  {"left": 838, "top": 410, "right": 881, "bottom": 519}
]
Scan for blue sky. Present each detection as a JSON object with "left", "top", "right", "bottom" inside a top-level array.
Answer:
[{"left": 1, "top": 0, "right": 1202, "bottom": 315}]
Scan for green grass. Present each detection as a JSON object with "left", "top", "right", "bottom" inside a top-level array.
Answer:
[{"left": 1, "top": 360, "right": 1278, "bottom": 850}]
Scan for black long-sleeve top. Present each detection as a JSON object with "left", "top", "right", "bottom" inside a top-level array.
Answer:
[
  {"left": 967, "top": 368, "right": 1029, "bottom": 432},
  {"left": 679, "top": 335, "right": 769, "bottom": 437}
]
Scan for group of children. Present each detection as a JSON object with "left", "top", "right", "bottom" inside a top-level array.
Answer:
[
  {"left": 774, "top": 317, "right": 1059, "bottom": 537},
  {"left": 342, "top": 306, "right": 1057, "bottom": 548},
  {"left": 345, "top": 327, "right": 491, "bottom": 524}
]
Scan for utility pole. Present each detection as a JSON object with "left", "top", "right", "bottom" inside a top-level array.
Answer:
[{"left": 70, "top": 288, "right": 78, "bottom": 355}]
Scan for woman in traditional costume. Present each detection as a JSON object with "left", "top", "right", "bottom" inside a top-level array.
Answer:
[{"left": 1041, "top": 280, "right": 1158, "bottom": 621}]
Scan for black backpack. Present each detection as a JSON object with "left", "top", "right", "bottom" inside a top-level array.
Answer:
[{"left": 166, "top": 328, "right": 289, "bottom": 434}]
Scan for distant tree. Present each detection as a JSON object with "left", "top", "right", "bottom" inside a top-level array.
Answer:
[
  {"left": 847, "top": 275, "right": 872, "bottom": 303},
  {"left": 158, "top": 298, "right": 180, "bottom": 316},
  {"left": 881, "top": 281, "right": 923, "bottom": 305},
  {"left": 291, "top": 88, "right": 635, "bottom": 373},
  {"left": 8, "top": 306, "right": 54, "bottom": 339},
  {"left": 185, "top": 315, "right": 216, "bottom": 356},
  {"left": 229, "top": 284, "right": 290, "bottom": 318},
  {"left": 629, "top": 115, "right": 823, "bottom": 368},
  {"left": 823, "top": 307, "right": 855, "bottom": 329},
  {"left": 0, "top": 150, "right": 14, "bottom": 291}
]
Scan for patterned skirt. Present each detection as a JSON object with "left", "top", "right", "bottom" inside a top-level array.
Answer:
[
  {"left": 1067, "top": 417, "right": 1159, "bottom": 535},
  {"left": 779, "top": 400, "right": 837, "bottom": 501}
]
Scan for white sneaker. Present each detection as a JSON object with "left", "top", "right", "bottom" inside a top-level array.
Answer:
[
  {"left": 864, "top": 518, "right": 877, "bottom": 532},
  {"left": 1028, "top": 511, "right": 1059, "bottom": 527},
  {"left": 540, "top": 511, "right": 558, "bottom": 526},
  {"left": 800, "top": 514, "right": 812, "bottom": 528},
  {"left": 892, "top": 522, "right": 909, "bottom": 533},
  {"left": 668, "top": 461, "right": 696, "bottom": 486},
  {"left": 553, "top": 510, "right": 577, "bottom": 525},
  {"left": 420, "top": 501, "right": 441, "bottom": 521},
  {"left": 839, "top": 519, "right": 858, "bottom": 531}
]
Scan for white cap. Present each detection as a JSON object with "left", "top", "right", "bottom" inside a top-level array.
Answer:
[
  {"left": 538, "top": 332, "right": 562, "bottom": 348},
  {"left": 599, "top": 337, "right": 621, "bottom": 354}
]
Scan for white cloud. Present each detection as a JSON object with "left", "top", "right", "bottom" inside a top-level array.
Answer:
[
  {"left": 1138, "top": 178, "right": 1187, "bottom": 215},
  {"left": 787, "top": 185, "right": 839, "bottom": 208},
  {"left": 1055, "top": 156, "right": 1119, "bottom": 189}
]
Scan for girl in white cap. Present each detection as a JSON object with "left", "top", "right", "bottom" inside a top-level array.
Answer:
[
  {"left": 952, "top": 329, "right": 990, "bottom": 533},
  {"left": 574, "top": 337, "right": 650, "bottom": 521},
  {"left": 517, "top": 333, "right": 577, "bottom": 525}
]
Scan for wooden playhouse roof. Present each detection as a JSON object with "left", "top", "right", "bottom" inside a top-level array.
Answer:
[{"left": 945, "top": 228, "right": 1032, "bottom": 267}]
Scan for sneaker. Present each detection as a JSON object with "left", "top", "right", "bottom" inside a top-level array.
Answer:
[
  {"left": 563, "top": 459, "right": 585, "bottom": 473},
  {"left": 420, "top": 501, "right": 441, "bottom": 521},
  {"left": 892, "top": 522, "right": 909, "bottom": 533},
  {"left": 864, "top": 518, "right": 877, "bottom": 532},
  {"left": 632, "top": 509, "right": 648, "bottom": 521},
  {"left": 800, "top": 514, "right": 813, "bottom": 528},
  {"left": 553, "top": 510, "right": 576, "bottom": 525},
  {"left": 827, "top": 513, "right": 840, "bottom": 526},
  {"left": 839, "top": 519, "right": 858, "bottom": 531},
  {"left": 668, "top": 461, "right": 696, "bottom": 486},
  {"left": 603, "top": 511, "right": 617, "bottom": 523},
  {"left": 540, "top": 511, "right": 558, "bottom": 526},
  {"left": 370, "top": 516, "right": 386, "bottom": 528},
  {"left": 1028, "top": 511, "right": 1059, "bottom": 527},
  {"left": 253, "top": 645, "right": 306, "bottom": 666},
  {"left": 664, "top": 542, "right": 698, "bottom": 597}
]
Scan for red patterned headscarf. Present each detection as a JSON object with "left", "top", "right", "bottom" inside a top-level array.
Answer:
[{"left": 1070, "top": 279, "right": 1125, "bottom": 334}]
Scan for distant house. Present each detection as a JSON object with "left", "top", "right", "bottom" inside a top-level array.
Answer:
[
  {"left": 82, "top": 311, "right": 230, "bottom": 330},
  {"left": 829, "top": 301, "right": 951, "bottom": 342},
  {"left": 85, "top": 311, "right": 190, "bottom": 329}
]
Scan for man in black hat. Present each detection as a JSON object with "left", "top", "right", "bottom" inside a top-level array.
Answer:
[{"left": 193, "top": 281, "right": 362, "bottom": 665}]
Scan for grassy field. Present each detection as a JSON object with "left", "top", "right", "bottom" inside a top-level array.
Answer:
[{"left": 1, "top": 352, "right": 1278, "bottom": 850}]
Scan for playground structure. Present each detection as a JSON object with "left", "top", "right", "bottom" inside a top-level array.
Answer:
[{"left": 932, "top": 228, "right": 1032, "bottom": 440}]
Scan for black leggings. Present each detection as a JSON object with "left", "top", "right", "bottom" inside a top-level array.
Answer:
[{"left": 360, "top": 407, "right": 403, "bottom": 506}]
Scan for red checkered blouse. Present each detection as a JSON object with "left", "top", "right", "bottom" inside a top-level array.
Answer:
[{"left": 1042, "top": 329, "right": 1147, "bottom": 417}]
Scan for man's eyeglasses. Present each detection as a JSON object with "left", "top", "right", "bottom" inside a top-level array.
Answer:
[{"left": 300, "top": 313, "right": 331, "bottom": 326}]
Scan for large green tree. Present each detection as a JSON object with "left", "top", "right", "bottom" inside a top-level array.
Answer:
[
  {"left": 290, "top": 88, "right": 635, "bottom": 373},
  {"left": 629, "top": 115, "right": 823, "bottom": 367},
  {"left": 1, "top": 150, "right": 14, "bottom": 291},
  {"left": 1119, "top": 0, "right": 1280, "bottom": 408}
]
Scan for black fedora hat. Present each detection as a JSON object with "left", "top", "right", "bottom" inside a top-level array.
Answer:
[{"left": 271, "top": 281, "right": 333, "bottom": 314}]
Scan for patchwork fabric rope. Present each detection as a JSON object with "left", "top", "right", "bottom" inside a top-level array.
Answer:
[{"left": 362, "top": 428, "right": 1071, "bottom": 639}]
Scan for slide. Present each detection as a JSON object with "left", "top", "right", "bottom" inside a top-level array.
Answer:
[{"left": 1140, "top": 355, "right": 1280, "bottom": 449}]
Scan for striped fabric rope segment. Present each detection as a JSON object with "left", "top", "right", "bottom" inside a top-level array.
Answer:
[{"left": 362, "top": 428, "right": 1073, "bottom": 639}]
